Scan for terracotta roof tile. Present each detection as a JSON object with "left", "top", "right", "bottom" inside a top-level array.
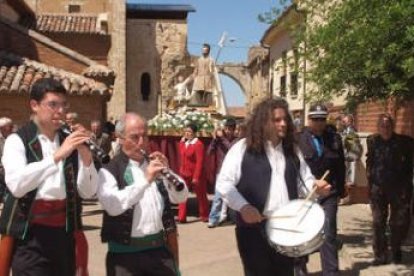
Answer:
[
  {"left": 21, "top": 13, "right": 108, "bottom": 35},
  {"left": 0, "top": 51, "right": 111, "bottom": 98},
  {"left": 227, "top": 106, "right": 247, "bottom": 118}
]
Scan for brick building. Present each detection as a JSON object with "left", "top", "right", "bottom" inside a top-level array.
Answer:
[
  {"left": 0, "top": 0, "right": 113, "bottom": 126},
  {"left": 23, "top": 0, "right": 125, "bottom": 120},
  {"left": 21, "top": 1, "right": 195, "bottom": 121}
]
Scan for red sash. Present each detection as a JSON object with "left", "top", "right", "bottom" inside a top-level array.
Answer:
[{"left": 31, "top": 199, "right": 89, "bottom": 276}]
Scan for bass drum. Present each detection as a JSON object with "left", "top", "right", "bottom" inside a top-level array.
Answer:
[{"left": 265, "top": 199, "right": 325, "bottom": 257}]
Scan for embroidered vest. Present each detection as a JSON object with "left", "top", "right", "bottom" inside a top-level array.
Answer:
[
  {"left": 101, "top": 151, "right": 176, "bottom": 245},
  {"left": 236, "top": 147, "right": 299, "bottom": 226},
  {"left": 0, "top": 121, "right": 81, "bottom": 239}
]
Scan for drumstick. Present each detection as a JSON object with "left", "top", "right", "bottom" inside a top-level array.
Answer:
[
  {"left": 270, "top": 227, "right": 304, "bottom": 233},
  {"left": 298, "top": 170, "right": 330, "bottom": 212},
  {"left": 266, "top": 214, "right": 296, "bottom": 220}
]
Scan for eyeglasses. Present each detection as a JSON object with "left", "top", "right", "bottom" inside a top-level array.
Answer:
[
  {"left": 42, "top": 101, "right": 70, "bottom": 112},
  {"left": 311, "top": 118, "right": 327, "bottom": 122}
]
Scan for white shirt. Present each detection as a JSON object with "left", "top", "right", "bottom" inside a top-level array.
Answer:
[
  {"left": 98, "top": 159, "right": 188, "bottom": 238},
  {"left": 2, "top": 133, "right": 98, "bottom": 199},
  {"left": 216, "top": 138, "right": 315, "bottom": 217},
  {"left": 184, "top": 137, "right": 198, "bottom": 147}
]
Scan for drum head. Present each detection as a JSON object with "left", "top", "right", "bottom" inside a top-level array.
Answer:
[{"left": 266, "top": 199, "right": 325, "bottom": 248}]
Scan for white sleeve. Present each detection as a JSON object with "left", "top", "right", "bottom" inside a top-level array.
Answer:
[
  {"left": 2, "top": 134, "right": 59, "bottom": 198},
  {"left": 97, "top": 168, "right": 150, "bottom": 216},
  {"left": 76, "top": 155, "right": 98, "bottom": 199},
  {"left": 216, "top": 139, "right": 249, "bottom": 211}
]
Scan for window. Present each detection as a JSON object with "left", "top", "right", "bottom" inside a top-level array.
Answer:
[
  {"left": 68, "top": 4, "right": 81, "bottom": 13},
  {"left": 293, "top": 48, "right": 299, "bottom": 71},
  {"left": 270, "top": 78, "right": 274, "bottom": 95},
  {"left": 290, "top": 72, "right": 298, "bottom": 97},
  {"left": 281, "top": 50, "right": 288, "bottom": 74},
  {"left": 280, "top": 75, "right": 286, "bottom": 97},
  {"left": 141, "top": 73, "right": 151, "bottom": 101}
]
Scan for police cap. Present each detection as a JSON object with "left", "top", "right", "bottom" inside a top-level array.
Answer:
[{"left": 308, "top": 103, "right": 328, "bottom": 119}]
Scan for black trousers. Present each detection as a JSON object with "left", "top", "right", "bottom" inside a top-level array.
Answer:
[
  {"left": 12, "top": 225, "right": 75, "bottom": 276},
  {"left": 236, "top": 226, "right": 294, "bottom": 276},
  {"left": 106, "top": 247, "right": 178, "bottom": 276},
  {"left": 370, "top": 185, "right": 412, "bottom": 261}
]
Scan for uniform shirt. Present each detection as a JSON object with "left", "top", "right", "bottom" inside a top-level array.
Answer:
[
  {"left": 98, "top": 159, "right": 188, "bottom": 237},
  {"left": 2, "top": 133, "right": 98, "bottom": 199},
  {"left": 217, "top": 139, "right": 315, "bottom": 217}
]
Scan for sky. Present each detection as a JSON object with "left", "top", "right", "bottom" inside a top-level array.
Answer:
[{"left": 128, "top": 0, "right": 285, "bottom": 106}]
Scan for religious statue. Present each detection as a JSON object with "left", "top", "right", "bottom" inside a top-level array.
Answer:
[
  {"left": 173, "top": 75, "right": 191, "bottom": 105},
  {"left": 188, "top": 43, "right": 216, "bottom": 107}
]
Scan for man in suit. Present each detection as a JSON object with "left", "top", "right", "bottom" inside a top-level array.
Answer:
[{"left": 366, "top": 114, "right": 413, "bottom": 265}]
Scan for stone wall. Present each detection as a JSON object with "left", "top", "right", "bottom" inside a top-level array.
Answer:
[
  {"left": 126, "top": 18, "right": 191, "bottom": 120},
  {"left": 24, "top": 0, "right": 110, "bottom": 13},
  {"left": 246, "top": 46, "right": 269, "bottom": 111},
  {"left": 107, "top": 0, "right": 126, "bottom": 120}
]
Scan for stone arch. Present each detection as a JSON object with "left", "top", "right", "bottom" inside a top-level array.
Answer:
[{"left": 216, "top": 63, "right": 251, "bottom": 96}]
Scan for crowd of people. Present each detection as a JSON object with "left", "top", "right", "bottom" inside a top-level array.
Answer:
[{"left": 0, "top": 77, "right": 413, "bottom": 276}]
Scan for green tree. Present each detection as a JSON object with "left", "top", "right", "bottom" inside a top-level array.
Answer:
[{"left": 261, "top": 0, "right": 414, "bottom": 107}]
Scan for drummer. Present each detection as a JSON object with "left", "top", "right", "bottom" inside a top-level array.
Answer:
[{"left": 216, "top": 98, "right": 331, "bottom": 276}]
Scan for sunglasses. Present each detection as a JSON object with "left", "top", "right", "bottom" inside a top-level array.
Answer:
[{"left": 311, "top": 118, "right": 327, "bottom": 122}]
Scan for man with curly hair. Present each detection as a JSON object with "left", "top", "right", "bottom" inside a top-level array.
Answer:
[{"left": 217, "top": 98, "right": 331, "bottom": 275}]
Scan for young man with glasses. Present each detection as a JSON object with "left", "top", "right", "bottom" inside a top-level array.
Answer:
[
  {"left": 0, "top": 77, "right": 98, "bottom": 276},
  {"left": 295, "top": 103, "right": 345, "bottom": 276}
]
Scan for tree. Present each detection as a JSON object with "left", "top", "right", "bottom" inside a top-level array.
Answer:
[{"left": 261, "top": 0, "right": 414, "bottom": 108}]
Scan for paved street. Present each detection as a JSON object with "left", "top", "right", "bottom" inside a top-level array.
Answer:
[
  {"left": 2, "top": 199, "right": 414, "bottom": 275},
  {"left": 82, "top": 199, "right": 326, "bottom": 276},
  {"left": 81, "top": 199, "right": 414, "bottom": 276}
]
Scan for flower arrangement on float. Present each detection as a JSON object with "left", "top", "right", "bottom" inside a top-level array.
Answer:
[{"left": 148, "top": 108, "right": 216, "bottom": 137}]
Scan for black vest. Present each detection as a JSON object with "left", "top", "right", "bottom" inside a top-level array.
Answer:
[
  {"left": 101, "top": 151, "right": 176, "bottom": 245},
  {"left": 236, "top": 147, "right": 299, "bottom": 226},
  {"left": 0, "top": 121, "right": 81, "bottom": 239}
]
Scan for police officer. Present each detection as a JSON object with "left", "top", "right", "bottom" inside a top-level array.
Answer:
[
  {"left": 366, "top": 113, "right": 413, "bottom": 265},
  {"left": 296, "top": 103, "right": 346, "bottom": 276}
]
